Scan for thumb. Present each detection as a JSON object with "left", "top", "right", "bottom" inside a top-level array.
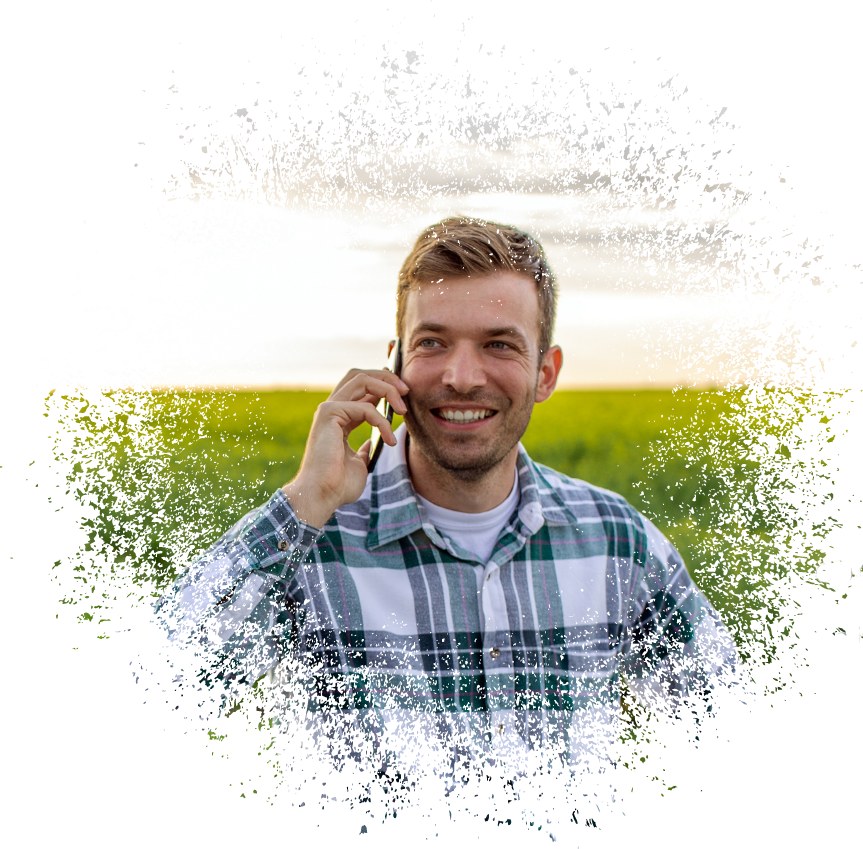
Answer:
[{"left": 357, "top": 438, "right": 372, "bottom": 465}]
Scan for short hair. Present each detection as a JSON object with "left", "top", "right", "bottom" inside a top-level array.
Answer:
[{"left": 396, "top": 217, "right": 558, "bottom": 356}]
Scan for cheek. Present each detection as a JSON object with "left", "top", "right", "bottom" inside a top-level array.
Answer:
[
  {"left": 401, "top": 358, "right": 436, "bottom": 393},
  {"left": 489, "top": 362, "right": 535, "bottom": 394}
]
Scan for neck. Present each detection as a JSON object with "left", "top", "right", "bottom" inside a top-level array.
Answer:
[{"left": 405, "top": 435, "right": 519, "bottom": 513}]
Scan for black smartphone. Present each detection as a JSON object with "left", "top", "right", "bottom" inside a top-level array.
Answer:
[{"left": 366, "top": 338, "right": 403, "bottom": 474}]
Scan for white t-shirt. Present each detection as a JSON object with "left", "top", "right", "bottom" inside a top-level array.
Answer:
[{"left": 415, "top": 471, "right": 520, "bottom": 564}]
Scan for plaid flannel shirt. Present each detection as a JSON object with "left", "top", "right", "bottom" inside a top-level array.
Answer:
[{"left": 157, "top": 424, "right": 737, "bottom": 763}]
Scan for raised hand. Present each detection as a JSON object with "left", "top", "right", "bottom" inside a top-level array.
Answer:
[{"left": 281, "top": 369, "right": 409, "bottom": 528}]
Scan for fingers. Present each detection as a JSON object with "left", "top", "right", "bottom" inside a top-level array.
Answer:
[
  {"left": 318, "top": 400, "right": 398, "bottom": 446},
  {"left": 328, "top": 368, "right": 407, "bottom": 400},
  {"left": 329, "top": 371, "right": 408, "bottom": 414},
  {"left": 331, "top": 368, "right": 408, "bottom": 396},
  {"left": 330, "top": 370, "right": 359, "bottom": 396},
  {"left": 353, "top": 403, "right": 398, "bottom": 446}
]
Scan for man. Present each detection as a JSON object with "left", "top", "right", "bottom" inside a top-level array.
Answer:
[{"left": 158, "top": 217, "right": 737, "bottom": 770}]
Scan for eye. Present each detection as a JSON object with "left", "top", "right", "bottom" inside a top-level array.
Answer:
[
  {"left": 487, "top": 340, "right": 511, "bottom": 350},
  {"left": 418, "top": 338, "right": 441, "bottom": 348}
]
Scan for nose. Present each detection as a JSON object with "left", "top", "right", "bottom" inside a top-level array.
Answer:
[{"left": 441, "top": 342, "right": 487, "bottom": 394}]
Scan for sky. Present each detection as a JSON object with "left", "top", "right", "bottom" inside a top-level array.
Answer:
[{"left": 157, "top": 132, "right": 744, "bottom": 389}]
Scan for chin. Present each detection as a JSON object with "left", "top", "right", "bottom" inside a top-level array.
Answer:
[
  {"left": 405, "top": 407, "right": 524, "bottom": 480},
  {"left": 422, "top": 434, "right": 516, "bottom": 480},
  {"left": 434, "top": 464, "right": 493, "bottom": 484}
]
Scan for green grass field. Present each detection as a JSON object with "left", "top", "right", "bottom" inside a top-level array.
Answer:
[
  {"left": 55, "top": 390, "right": 836, "bottom": 804},
  {"left": 78, "top": 390, "right": 772, "bottom": 654},
  {"left": 55, "top": 385, "right": 823, "bottom": 664}
]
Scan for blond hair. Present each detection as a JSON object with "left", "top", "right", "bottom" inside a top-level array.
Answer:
[{"left": 396, "top": 217, "right": 557, "bottom": 355}]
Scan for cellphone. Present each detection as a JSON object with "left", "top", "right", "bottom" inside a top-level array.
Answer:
[{"left": 366, "top": 338, "right": 403, "bottom": 474}]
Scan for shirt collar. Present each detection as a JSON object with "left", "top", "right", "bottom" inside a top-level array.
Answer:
[{"left": 365, "top": 423, "right": 579, "bottom": 551}]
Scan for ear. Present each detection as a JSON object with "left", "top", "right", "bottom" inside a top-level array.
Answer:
[{"left": 534, "top": 346, "right": 563, "bottom": 403}]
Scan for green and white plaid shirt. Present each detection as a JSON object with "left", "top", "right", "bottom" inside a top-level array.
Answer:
[{"left": 157, "top": 424, "right": 737, "bottom": 765}]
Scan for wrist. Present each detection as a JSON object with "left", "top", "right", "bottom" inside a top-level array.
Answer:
[{"left": 281, "top": 480, "right": 336, "bottom": 529}]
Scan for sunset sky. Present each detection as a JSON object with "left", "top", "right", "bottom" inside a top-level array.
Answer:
[{"left": 154, "top": 135, "right": 736, "bottom": 388}]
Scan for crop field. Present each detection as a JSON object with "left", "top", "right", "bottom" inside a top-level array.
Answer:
[
  {"left": 70, "top": 390, "right": 770, "bottom": 655},
  {"left": 56, "top": 384, "right": 815, "bottom": 659},
  {"left": 151, "top": 387, "right": 746, "bottom": 601}
]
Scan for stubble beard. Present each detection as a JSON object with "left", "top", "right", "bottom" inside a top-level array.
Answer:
[{"left": 403, "top": 385, "right": 537, "bottom": 484}]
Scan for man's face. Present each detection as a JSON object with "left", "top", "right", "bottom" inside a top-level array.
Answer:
[{"left": 399, "top": 272, "right": 561, "bottom": 481}]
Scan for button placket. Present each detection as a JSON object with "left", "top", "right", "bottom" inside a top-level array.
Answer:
[
  {"left": 482, "top": 563, "right": 513, "bottom": 712},
  {"left": 481, "top": 561, "right": 508, "bottom": 663}
]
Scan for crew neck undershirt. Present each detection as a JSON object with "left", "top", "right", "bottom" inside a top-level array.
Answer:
[{"left": 415, "top": 470, "right": 520, "bottom": 564}]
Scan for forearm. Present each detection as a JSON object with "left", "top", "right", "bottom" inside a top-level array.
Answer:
[{"left": 154, "top": 486, "right": 321, "bottom": 677}]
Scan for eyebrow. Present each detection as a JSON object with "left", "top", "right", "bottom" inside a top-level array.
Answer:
[{"left": 412, "top": 322, "right": 531, "bottom": 346}]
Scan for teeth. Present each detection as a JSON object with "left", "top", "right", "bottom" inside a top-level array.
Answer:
[{"left": 440, "top": 409, "right": 494, "bottom": 423}]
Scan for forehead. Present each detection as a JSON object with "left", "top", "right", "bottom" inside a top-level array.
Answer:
[{"left": 402, "top": 272, "right": 540, "bottom": 334}]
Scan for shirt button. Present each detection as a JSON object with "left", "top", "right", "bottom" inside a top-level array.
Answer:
[
  {"left": 489, "top": 647, "right": 501, "bottom": 659},
  {"left": 277, "top": 540, "right": 289, "bottom": 552}
]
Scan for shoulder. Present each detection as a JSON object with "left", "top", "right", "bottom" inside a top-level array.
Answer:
[
  {"left": 533, "top": 461, "right": 684, "bottom": 574},
  {"left": 329, "top": 488, "right": 371, "bottom": 535},
  {"left": 525, "top": 456, "right": 656, "bottom": 566},
  {"left": 529, "top": 457, "right": 643, "bottom": 522}
]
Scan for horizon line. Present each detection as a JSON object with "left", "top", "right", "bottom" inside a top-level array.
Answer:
[{"left": 86, "top": 381, "right": 736, "bottom": 392}]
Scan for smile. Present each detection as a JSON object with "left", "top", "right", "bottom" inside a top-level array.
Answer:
[{"left": 433, "top": 408, "right": 497, "bottom": 423}]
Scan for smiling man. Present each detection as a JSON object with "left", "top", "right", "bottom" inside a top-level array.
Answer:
[
  {"left": 397, "top": 270, "right": 558, "bottom": 510},
  {"left": 158, "top": 217, "right": 738, "bottom": 767}
]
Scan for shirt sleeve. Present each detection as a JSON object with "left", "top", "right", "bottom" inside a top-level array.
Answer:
[
  {"left": 153, "top": 489, "right": 323, "bottom": 694},
  {"left": 620, "top": 513, "right": 740, "bottom": 712}
]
